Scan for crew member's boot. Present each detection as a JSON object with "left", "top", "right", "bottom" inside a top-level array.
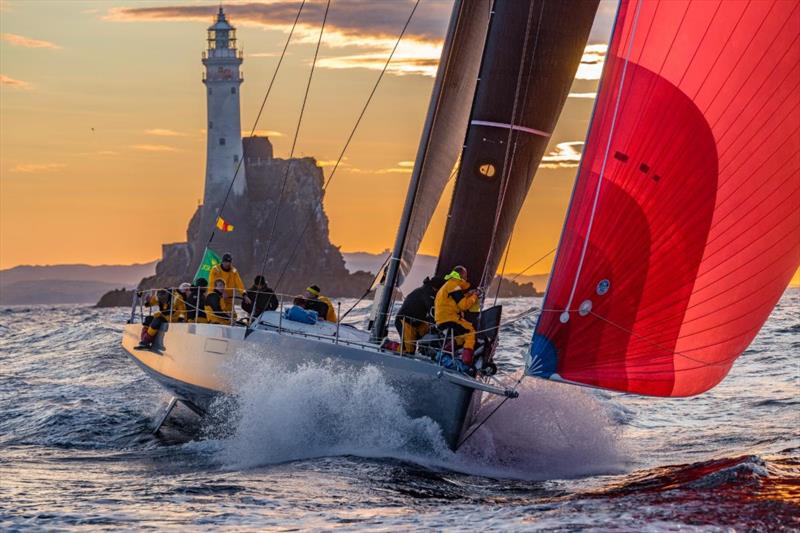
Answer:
[
  {"left": 137, "top": 326, "right": 156, "bottom": 349},
  {"left": 460, "top": 348, "right": 474, "bottom": 366}
]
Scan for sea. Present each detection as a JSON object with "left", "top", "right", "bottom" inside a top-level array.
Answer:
[{"left": 1, "top": 291, "right": 798, "bottom": 531}]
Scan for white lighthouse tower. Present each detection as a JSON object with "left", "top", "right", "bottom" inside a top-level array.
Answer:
[{"left": 202, "top": 7, "right": 245, "bottom": 218}]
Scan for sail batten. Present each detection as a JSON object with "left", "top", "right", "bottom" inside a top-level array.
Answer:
[{"left": 528, "top": 0, "right": 800, "bottom": 397}]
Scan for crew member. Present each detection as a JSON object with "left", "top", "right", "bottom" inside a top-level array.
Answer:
[
  {"left": 187, "top": 278, "right": 208, "bottom": 322},
  {"left": 205, "top": 279, "right": 232, "bottom": 324},
  {"left": 207, "top": 252, "right": 250, "bottom": 313},
  {"left": 434, "top": 265, "right": 481, "bottom": 365},
  {"left": 395, "top": 276, "right": 444, "bottom": 354},
  {"left": 242, "top": 275, "right": 279, "bottom": 318},
  {"left": 137, "top": 289, "right": 178, "bottom": 348},
  {"left": 171, "top": 282, "right": 193, "bottom": 323},
  {"left": 304, "top": 284, "right": 337, "bottom": 322}
]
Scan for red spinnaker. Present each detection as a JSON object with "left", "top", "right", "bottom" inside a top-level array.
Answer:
[{"left": 528, "top": 0, "right": 800, "bottom": 396}]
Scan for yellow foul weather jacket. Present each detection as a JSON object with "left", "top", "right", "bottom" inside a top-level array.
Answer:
[
  {"left": 318, "top": 295, "right": 337, "bottom": 322},
  {"left": 204, "top": 291, "right": 232, "bottom": 325},
  {"left": 144, "top": 293, "right": 185, "bottom": 323},
  {"left": 207, "top": 264, "right": 246, "bottom": 305},
  {"left": 434, "top": 278, "right": 478, "bottom": 325}
]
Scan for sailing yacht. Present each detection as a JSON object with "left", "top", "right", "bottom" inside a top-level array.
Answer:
[{"left": 122, "top": 0, "right": 800, "bottom": 449}]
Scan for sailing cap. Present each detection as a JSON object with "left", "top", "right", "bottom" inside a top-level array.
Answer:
[
  {"left": 179, "top": 282, "right": 191, "bottom": 291},
  {"left": 221, "top": 253, "right": 233, "bottom": 262},
  {"left": 306, "top": 285, "right": 321, "bottom": 296}
]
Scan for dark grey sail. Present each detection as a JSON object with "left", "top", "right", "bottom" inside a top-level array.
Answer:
[
  {"left": 397, "top": 0, "right": 492, "bottom": 282},
  {"left": 371, "top": 0, "right": 491, "bottom": 340},
  {"left": 435, "top": 0, "right": 599, "bottom": 285}
]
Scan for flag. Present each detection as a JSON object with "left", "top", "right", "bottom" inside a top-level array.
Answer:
[
  {"left": 216, "top": 216, "right": 234, "bottom": 232},
  {"left": 193, "top": 247, "right": 221, "bottom": 283}
]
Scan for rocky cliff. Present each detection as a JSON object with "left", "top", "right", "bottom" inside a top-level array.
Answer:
[{"left": 136, "top": 137, "right": 373, "bottom": 297}]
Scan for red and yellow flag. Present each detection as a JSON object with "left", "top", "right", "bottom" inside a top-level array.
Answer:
[{"left": 216, "top": 216, "right": 234, "bottom": 232}]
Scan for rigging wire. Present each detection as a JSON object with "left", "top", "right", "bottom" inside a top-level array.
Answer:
[
  {"left": 509, "top": 247, "right": 556, "bottom": 282},
  {"left": 272, "top": 0, "right": 422, "bottom": 289},
  {"left": 456, "top": 375, "right": 523, "bottom": 450},
  {"left": 257, "top": 0, "right": 331, "bottom": 280},
  {"left": 338, "top": 254, "right": 392, "bottom": 323},
  {"left": 204, "top": 0, "right": 307, "bottom": 248}
]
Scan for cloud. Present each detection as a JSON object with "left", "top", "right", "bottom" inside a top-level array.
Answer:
[
  {"left": 132, "top": 144, "right": 179, "bottom": 152},
  {"left": 74, "top": 150, "right": 120, "bottom": 157},
  {"left": 105, "top": 1, "right": 449, "bottom": 76},
  {"left": 349, "top": 163, "right": 413, "bottom": 175},
  {"left": 1, "top": 33, "right": 61, "bottom": 49},
  {"left": 540, "top": 142, "right": 584, "bottom": 169},
  {"left": 315, "top": 159, "right": 343, "bottom": 168},
  {"left": 248, "top": 51, "right": 281, "bottom": 58},
  {"left": 568, "top": 92, "right": 597, "bottom": 99},
  {"left": 576, "top": 44, "right": 607, "bottom": 80},
  {"left": 106, "top": 2, "right": 448, "bottom": 41},
  {"left": 317, "top": 40, "right": 441, "bottom": 76},
  {"left": 105, "top": 3, "right": 613, "bottom": 79},
  {"left": 145, "top": 128, "right": 186, "bottom": 137},
  {"left": 10, "top": 163, "right": 66, "bottom": 173},
  {"left": 243, "top": 129, "right": 285, "bottom": 138},
  {"left": 0, "top": 74, "right": 32, "bottom": 89}
]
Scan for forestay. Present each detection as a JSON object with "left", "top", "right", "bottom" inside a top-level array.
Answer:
[{"left": 529, "top": 0, "right": 800, "bottom": 396}]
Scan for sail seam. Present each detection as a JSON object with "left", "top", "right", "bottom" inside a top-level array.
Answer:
[
  {"left": 564, "top": 0, "right": 645, "bottom": 314},
  {"left": 469, "top": 119, "right": 550, "bottom": 137}
]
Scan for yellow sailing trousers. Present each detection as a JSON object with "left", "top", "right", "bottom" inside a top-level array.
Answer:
[
  {"left": 439, "top": 318, "right": 476, "bottom": 350},
  {"left": 398, "top": 318, "right": 430, "bottom": 354}
]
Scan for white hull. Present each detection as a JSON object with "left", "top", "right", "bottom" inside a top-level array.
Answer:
[{"left": 122, "top": 317, "right": 512, "bottom": 448}]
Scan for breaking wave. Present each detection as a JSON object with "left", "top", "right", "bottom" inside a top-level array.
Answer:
[
  {"left": 207, "top": 357, "right": 450, "bottom": 468},
  {"left": 205, "top": 352, "right": 624, "bottom": 480},
  {"left": 453, "top": 377, "right": 627, "bottom": 480}
]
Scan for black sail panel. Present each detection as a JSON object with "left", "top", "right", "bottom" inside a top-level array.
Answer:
[{"left": 435, "top": 0, "right": 599, "bottom": 283}]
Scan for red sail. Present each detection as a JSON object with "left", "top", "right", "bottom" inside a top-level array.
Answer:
[{"left": 528, "top": 0, "right": 800, "bottom": 396}]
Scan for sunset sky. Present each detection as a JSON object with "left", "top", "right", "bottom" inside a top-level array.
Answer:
[{"left": 1, "top": 0, "right": 798, "bottom": 285}]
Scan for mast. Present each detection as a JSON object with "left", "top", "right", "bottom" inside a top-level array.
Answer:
[{"left": 370, "top": 0, "right": 470, "bottom": 342}]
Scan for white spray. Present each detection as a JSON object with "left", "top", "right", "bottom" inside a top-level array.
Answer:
[{"left": 208, "top": 349, "right": 625, "bottom": 480}]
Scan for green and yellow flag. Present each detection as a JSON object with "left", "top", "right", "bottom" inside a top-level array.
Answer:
[{"left": 193, "top": 247, "right": 221, "bottom": 283}]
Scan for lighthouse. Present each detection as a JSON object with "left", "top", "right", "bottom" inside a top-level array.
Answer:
[{"left": 202, "top": 7, "right": 245, "bottom": 221}]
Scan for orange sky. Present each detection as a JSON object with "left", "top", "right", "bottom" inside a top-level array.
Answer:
[{"left": 1, "top": 0, "right": 798, "bottom": 285}]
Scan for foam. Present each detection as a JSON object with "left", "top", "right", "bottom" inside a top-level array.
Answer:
[{"left": 208, "top": 350, "right": 625, "bottom": 480}]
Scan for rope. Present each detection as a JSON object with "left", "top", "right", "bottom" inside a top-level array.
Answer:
[
  {"left": 258, "top": 0, "right": 331, "bottom": 280},
  {"left": 204, "top": 0, "right": 306, "bottom": 248},
  {"left": 509, "top": 247, "right": 556, "bottom": 282},
  {"left": 273, "top": 0, "right": 422, "bottom": 290}
]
